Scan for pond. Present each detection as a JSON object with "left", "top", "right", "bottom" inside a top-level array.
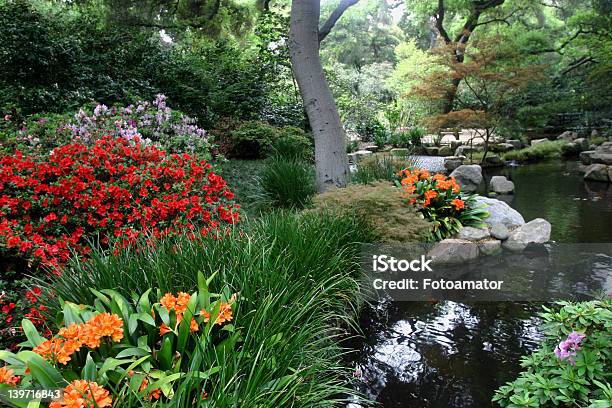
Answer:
[{"left": 350, "top": 159, "right": 612, "bottom": 407}]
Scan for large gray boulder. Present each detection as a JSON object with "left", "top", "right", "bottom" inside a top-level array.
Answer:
[
  {"left": 580, "top": 150, "right": 596, "bottom": 165},
  {"left": 574, "top": 138, "right": 589, "bottom": 151},
  {"left": 428, "top": 239, "right": 479, "bottom": 264},
  {"left": 474, "top": 196, "right": 525, "bottom": 229},
  {"left": 457, "top": 226, "right": 490, "bottom": 241},
  {"left": 503, "top": 218, "right": 552, "bottom": 252},
  {"left": 450, "top": 164, "right": 483, "bottom": 192},
  {"left": 598, "top": 141, "right": 612, "bottom": 154},
  {"left": 557, "top": 131, "right": 578, "bottom": 141},
  {"left": 591, "top": 153, "right": 612, "bottom": 165},
  {"left": 531, "top": 138, "right": 549, "bottom": 146},
  {"left": 490, "top": 223, "right": 510, "bottom": 240},
  {"left": 444, "top": 156, "right": 464, "bottom": 172},
  {"left": 506, "top": 140, "right": 522, "bottom": 149},
  {"left": 584, "top": 164, "right": 610, "bottom": 182},
  {"left": 490, "top": 176, "right": 515, "bottom": 194},
  {"left": 479, "top": 239, "right": 502, "bottom": 256},
  {"left": 483, "top": 154, "right": 504, "bottom": 166}
]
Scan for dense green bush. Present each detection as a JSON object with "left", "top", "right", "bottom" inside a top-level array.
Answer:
[
  {"left": 493, "top": 300, "right": 612, "bottom": 407},
  {"left": 503, "top": 140, "right": 565, "bottom": 163},
  {"left": 311, "top": 182, "right": 431, "bottom": 243},
  {"left": 218, "top": 121, "right": 312, "bottom": 159},
  {"left": 41, "top": 211, "right": 374, "bottom": 406},
  {"left": 0, "top": 1, "right": 268, "bottom": 126}
]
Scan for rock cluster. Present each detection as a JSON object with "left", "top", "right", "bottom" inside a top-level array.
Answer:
[
  {"left": 427, "top": 196, "right": 552, "bottom": 263},
  {"left": 580, "top": 142, "right": 612, "bottom": 182}
]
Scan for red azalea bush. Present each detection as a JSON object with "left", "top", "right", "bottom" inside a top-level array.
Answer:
[
  {"left": 0, "top": 136, "right": 239, "bottom": 342},
  {"left": 0, "top": 136, "right": 239, "bottom": 270}
]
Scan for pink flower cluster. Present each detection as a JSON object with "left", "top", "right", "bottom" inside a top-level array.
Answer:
[{"left": 554, "top": 331, "right": 586, "bottom": 364}]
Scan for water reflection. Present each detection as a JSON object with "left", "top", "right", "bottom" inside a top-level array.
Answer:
[{"left": 352, "top": 160, "right": 612, "bottom": 407}]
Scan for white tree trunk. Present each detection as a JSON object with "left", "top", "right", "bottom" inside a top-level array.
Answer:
[{"left": 289, "top": 0, "right": 349, "bottom": 192}]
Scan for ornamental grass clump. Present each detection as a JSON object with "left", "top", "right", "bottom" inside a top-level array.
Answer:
[
  {"left": 311, "top": 182, "right": 431, "bottom": 243},
  {"left": 397, "top": 168, "right": 488, "bottom": 241}
]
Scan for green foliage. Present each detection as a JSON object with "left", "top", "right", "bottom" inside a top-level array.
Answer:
[
  {"left": 352, "top": 154, "right": 417, "bottom": 184},
  {"left": 43, "top": 211, "right": 375, "bottom": 406},
  {"left": 390, "top": 127, "right": 425, "bottom": 148},
  {"left": 1, "top": 275, "right": 234, "bottom": 404},
  {"left": 0, "top": 1, "right": 268, "bottom": 126},
  {"left": 493, "top": 299, "right": 612, "bottom": 408},
  {"left": 254, "top": 158, "right": 316, "bottom": 210},
  {"left": 219, "top": 159, "right": 266, "bottom": 218},
  {"left": 219, "top": 121, "right": 311, "bottom": 160},
  {"left": 311, "top": 182, "right": 432, "bottom": 243},
  {"left": 503, "top": 140, "right": 565, "bottom": 163}
]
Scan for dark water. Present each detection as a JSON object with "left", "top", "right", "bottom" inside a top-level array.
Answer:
[{"left": 351, "top": 160, "right": 612, "bottom": 408}]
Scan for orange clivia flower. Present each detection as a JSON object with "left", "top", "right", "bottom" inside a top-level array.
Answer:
[
  {"left": 419, "top": 170, "right": 431, "bottom": 180},
  {"left": 149, "top": 388, "right": 162, "bottom": 400},
  {"left": 450, "top": 177, "right": 461, "bottom": 193},
  {"left": 80, "top": 313, "right": 124, "bottom": 348},
  {"left": 217, "top": 302, "right": 233, "bottom": 325},
  {"left": 33, "top": 337, "right": 81, "bottom": 365},
  {"left": 175, "top": 292, "right": 191, "bottom": 314},
  {"left": 190, "top": 318, "right": 199, "bottom": 332},
  {"left": 57, "top": 323, "right": 82, "bottom": 341},
  {"left": 436, "top": 179, "right": 452, "bottom": 190},
  {"left": 451, "top": 198, "right": 465, "bottom": 211},
  {"left": 432, "top": 173, "right": 446, "bottom": 182},
  {"left": 200, "top": 308, "right": 211, "bottom": 323},
  {"left": 160, "top": 293, "right": 177, "bottom": 312},
  {"left": 49, "top": 380, "right": 112, "bottom": 408},
  {"left": 159, "top": 323, "right": 172, "bottom": 336},
  {"left": 0, "top": 366, "right": 20, "bottom": 386}
]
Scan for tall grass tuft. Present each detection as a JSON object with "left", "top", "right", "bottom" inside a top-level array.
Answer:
[
  {"left": 47, "top": 211, "right": 375, "bottom": 407},
  {"left": 254, "top": 157, "right": 316, "bottom": 209},
  {"left": 352, "top": 153, "right": 419, "bottom": 184}
]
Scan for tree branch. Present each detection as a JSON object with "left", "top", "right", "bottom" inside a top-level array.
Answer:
[
  {"left": 474, "top": 8, "right": 523, "bottom": 28},
  {"left": 434, "top": 0, "right": 452, "bottom": 44},
  {"left": 318, "top": 0, "right": 360, "bottom": 43}
]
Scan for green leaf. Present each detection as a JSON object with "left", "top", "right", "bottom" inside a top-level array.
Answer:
[
  {"left": 21, "top": 319, "right": 46, "bottom": 347},
  {"left": 82, "top": 353, "right": 97, "bottom": 381},
  {"left": 16, "top": 351, "right": 65, "bottom": 388}
]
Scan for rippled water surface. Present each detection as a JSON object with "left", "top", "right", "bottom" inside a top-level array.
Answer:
[{"left": 351, "top": 160, "right": 612, "bottom": 407}]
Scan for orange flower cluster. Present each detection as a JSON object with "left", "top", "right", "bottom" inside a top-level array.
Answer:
[
  {"left": 49, "top": 380, "right": 112, "bottom": 408},
  {"left": 200, "top": 302, "right": 233, "bottom": 326},
  {"left": 399, "top": 169, "right": 462, "bottom": 208},
  {"left": 34, "top": 313, "right": 124, "bottom": 365},
  {"left": 0, "top": 366, "right": 20, "bottom": 386},
  {"left": 159, "top": 292, "right": 199, "bottom": 335},
  {"left": 451, "top": 198, "right": 465, "bottom": 211}
]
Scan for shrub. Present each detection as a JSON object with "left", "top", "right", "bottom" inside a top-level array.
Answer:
[
  {"left": 493, "top": 299, "right": 612, "bottom": 407},
  {"left": 270, "top": 127, "right": 313, "bottom": 161},
  {"left": 390, "top": 127, "right": 425, "bottom": 148},
  {"left": 254, "top": 158, "right": 316, "bottom": 209},
  {"left": 219, "top": 121, "right": 312, "bottom": 160},
  {"left": 37, "top": 211, "right": 375, "bottom": 406},
  {"left": 2, "top": 95, "right": 211, "bottom": 157},
  {"left": 0, "top": 136, "right": 238, "bottom": 272},
  {"left": 503, "top": 140, "right": 565, "bottom": 163},
  {"left": 396, "top": 168, "right": 489, "bottom": 241},
  {"left": 311, "top": 182, "right": 431, "bottom": 242},
  {"left": 0, "top": 275, "right": 238, "bottom": 405},
  {"left": 352, "top": 154, "right": 417, "bottom": 184},
  {"left": 356, "top": 119, "right": 387, "bottom": 144}
]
